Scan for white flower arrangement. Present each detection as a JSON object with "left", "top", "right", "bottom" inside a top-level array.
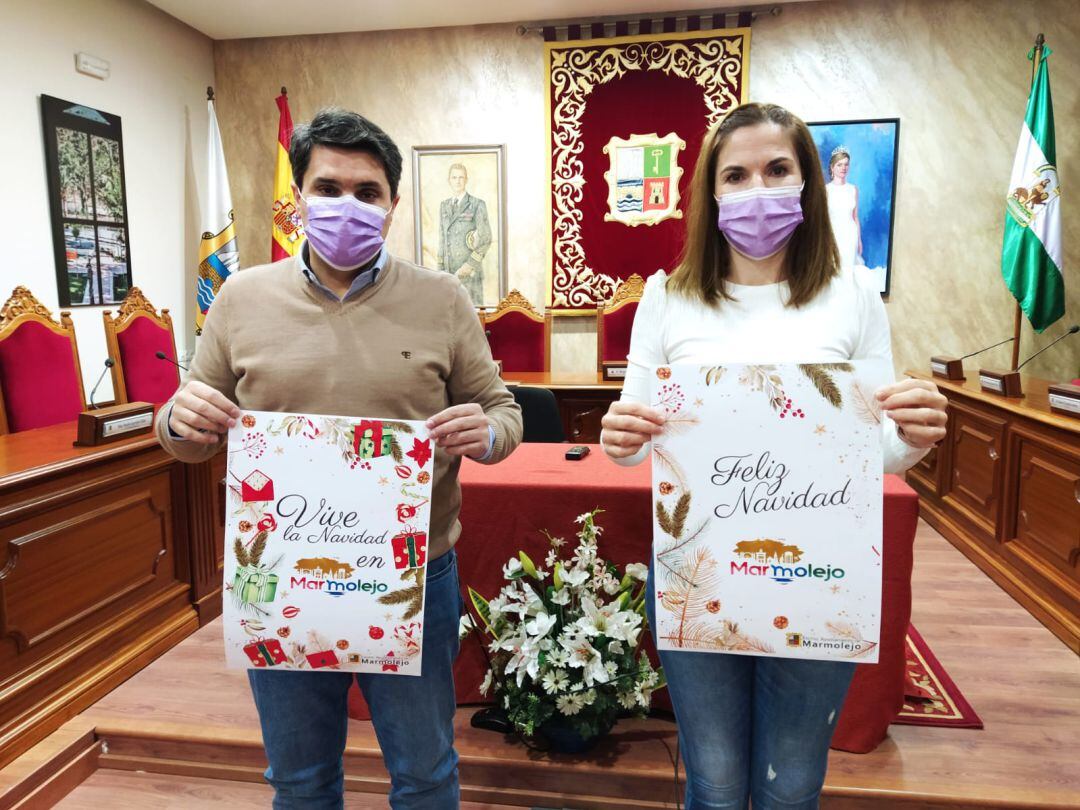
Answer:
[{"left": 463, "top": 509, "right": 664, "bottom": 742}]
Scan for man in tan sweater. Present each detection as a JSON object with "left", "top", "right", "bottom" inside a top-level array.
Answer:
[{"left": 156, "top": 108, "right": 522, "bottom": 809}]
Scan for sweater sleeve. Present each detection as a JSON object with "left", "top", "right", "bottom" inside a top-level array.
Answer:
[
  {"left": 447, "top": 283, "right": 522, "bottom": 464},
  {"left": 601, "top": 271, "right": 667, "bottom": 467},
  {"left": 852, "top": 268, "right": 929, "bottom": 475},
  {"left": 153, "top": 279, "right": 239, "bottom": 464}
]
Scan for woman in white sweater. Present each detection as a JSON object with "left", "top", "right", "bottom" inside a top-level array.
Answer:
[{"left": 601, "top": 103, "right": 947, "bottom": 809}]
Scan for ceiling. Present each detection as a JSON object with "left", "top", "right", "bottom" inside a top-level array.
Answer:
[{"left": 145, "top": 0, "right": 819, "bottom": 40}]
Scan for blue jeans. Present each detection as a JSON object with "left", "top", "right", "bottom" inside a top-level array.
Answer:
[
  {"left": 647, "top": 563, "right": 855, "bottom": 809},
  {"left": 249, "top": 549, "right": 463, "bottom": 809}
]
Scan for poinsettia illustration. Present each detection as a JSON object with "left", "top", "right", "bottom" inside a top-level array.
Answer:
[{"left": 406, "top": 438, "right": 432, "bottom": 468}]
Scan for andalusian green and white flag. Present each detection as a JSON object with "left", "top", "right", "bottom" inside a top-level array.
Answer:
[{"left": 1002, "top": 44, "right": 1063, "bottom": 333}]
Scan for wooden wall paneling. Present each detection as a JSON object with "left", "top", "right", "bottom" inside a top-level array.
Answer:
[
  {"left": 999, "top": 422, "right": 1080, "bottom": 645},
  {"left": 941, "top": 398, "right": 1007, "bottom": 545},
  {"left": 907, "top": 443, "right": 941, "bottom": 497},
  {"left": 184, "top": 451, "right": 227, "bottom": 625},
  {"left": 560, "top": 394, "right": 618, "bottom": 444},
  {"left": 906, "top": 371, "right": 1080, "bottom": 652},
  {"left": 0, "top": 443, "right": 199, "bottom": 768}
]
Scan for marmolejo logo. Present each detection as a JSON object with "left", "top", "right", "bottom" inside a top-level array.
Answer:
[
  {"left": 290, "top": 556, "right": 388, "bottom": 597},
  {"left": 729, "top": 538, "right": 845, "bottom": 583}
]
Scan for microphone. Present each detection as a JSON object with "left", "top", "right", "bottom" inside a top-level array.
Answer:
[
  {"left": 89, "top": 358, "right": 115, "bottom": 410},
  {"left": 958, "top": 336, "right": 1015, "bottom": 361},
  {"left": 1015, "top": 324, "right": 1079, "bottom": 371},
  {"left": 156, "top": 350, "right": 189, "bottom": 372}
]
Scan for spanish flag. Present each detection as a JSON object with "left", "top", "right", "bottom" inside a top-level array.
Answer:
[
  {"left": 196, "top": 91, "right": 239, "bottom": 335},
  {"left": 271, "top": 88, "right": 304, "bottom": 261}
]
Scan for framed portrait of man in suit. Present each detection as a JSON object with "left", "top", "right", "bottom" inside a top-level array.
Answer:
[{"left": 412, "top": 145, "right": 507, "bottom": 308}]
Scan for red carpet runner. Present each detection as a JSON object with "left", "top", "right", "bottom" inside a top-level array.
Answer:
[{"left": 894, "top": 625, "right": 983, "bottom": 729}]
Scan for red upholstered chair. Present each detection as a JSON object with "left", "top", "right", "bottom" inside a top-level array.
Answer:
[
  {"left": 103, "top": 287, "right": 180, "bottom": 405},
  {"left": 596, "top": 273, "right": 645, "bottom": 371},
  {"left": 0, "top": 286, "right": 86, "bottom": 434},
  {"left": 481, "top": 290, "right": 551, "bottom": 373}
]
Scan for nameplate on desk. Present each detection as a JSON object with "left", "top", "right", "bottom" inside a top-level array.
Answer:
[
  {"left": 1048, "top": 383, "right": 1080, "bottom": 417},
  {"left": 979, "top": 374, "right": 1004, "bottom": 394},
  {"left": 102, "top": 410, "right": 154, "bottom": 437},
  {"left": 931, "top": 361, "right": 947, "bottom": 376},
  {"left": 601, "top": 362, "right": 627, "bottom": 381},
  {"left": 74, "top": 402, "right": 154, "bottom": 447}
]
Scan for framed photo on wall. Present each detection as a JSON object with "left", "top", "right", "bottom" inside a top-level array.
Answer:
[
  {"left": 40, "top": 95, "right": 133, "bottom": 307},
  {"left": 412, "top": 145, "right": 507, "bottom": 309},
  {"left": 807, "top": 118, "right": 899, "bottom": 296}
]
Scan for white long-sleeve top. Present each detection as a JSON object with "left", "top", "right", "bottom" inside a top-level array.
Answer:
[{"left": 604, "top": 266, "right": 928, "bottom": 474}]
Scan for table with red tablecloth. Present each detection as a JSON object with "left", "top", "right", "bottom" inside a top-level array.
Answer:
[{"left": 349, "top": 443, "right": 918, "bottom": 754}]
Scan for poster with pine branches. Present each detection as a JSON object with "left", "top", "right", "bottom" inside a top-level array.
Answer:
[
  {"left": 223, "top": 410, "right": 434, "bottom": 675},
  {"left": 651, "top": 362, "right": 887, "bottom": 662}
]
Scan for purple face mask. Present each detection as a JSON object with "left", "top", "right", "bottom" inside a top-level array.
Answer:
[
  {"left": 301, "top": 194, "right": 387, "bottom": 270},
  {"left": 715, "top": 184, "right": 804, "bottom": 260}
]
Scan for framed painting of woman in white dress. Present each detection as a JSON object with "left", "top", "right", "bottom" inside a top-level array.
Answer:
[{"left": 807, "top": 119, "right": 900, "bottom": 296}]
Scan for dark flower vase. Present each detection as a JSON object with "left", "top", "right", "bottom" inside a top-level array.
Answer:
[{"left": 539, "top": 718, "right": 611, "bottom": 754}]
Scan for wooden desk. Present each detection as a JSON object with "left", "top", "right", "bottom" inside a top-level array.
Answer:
[
  {"left": 500, "top": 371, "right": 623, "bottom": 443},
  {"left": 905, "top": 371, "right": 1080, "bottom": 652},
  {"left": 0, "top": 421, "right": 225, "bottom": 767}
]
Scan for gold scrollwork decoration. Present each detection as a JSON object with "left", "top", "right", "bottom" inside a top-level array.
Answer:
[{"left": 549, "top": 32, "right": 746, "bottom": 309}]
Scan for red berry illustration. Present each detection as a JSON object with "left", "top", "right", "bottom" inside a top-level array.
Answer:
[
  {"left": 369, "top": 626, "right": 385, "bottom": 640},
  {"left": 706, "top": 599, "right": 722, "bottom": 614},
  {"left": 656, "top": 367, "right": 672, "bottom": 380},
  {"left": 336, "top": 639, "right": 350, "bottom": 651},
  {"left": 774, "top": 616, "right": 789, "bottom": 630},
  {"left": 241, "top": 414, "right": 256, "bottom": 428}
]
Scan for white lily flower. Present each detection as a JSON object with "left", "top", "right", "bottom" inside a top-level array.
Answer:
[
  {"left": 503, "top": 634, "right": 543, "bottom": 687},
  {"left": 502, "top": 557, "right": 523, "bottom": 578},
  {"left": 562, "top": 567, "right": 590, "bottom": 588},
  {"left": 577, "top": 596, "right": 616, "bottom": 637},
  {"left": 563, "top": 635, "right": 609, "bottom": 687},
  {"left": 479, "top": 669, "right": 494, "bottom": 696},
  {"left": 525, "top": 611, "right": 557, "bottom": 638},
  {"left": 458, "top": 614, "right": 475, "bottom": 641},
  {"left": 608, "top": 640, "right": 625, "bottom": 655},
  {"left": 625, "top": 562, "right": 649, "bottom": 582},
  {"left": 550, "top": 587, "right": 571, "bottom": 605}
]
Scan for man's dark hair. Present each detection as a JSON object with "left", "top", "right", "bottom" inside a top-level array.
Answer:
[{"left": 289, "top": 108, "right": 403, "bottom": 198}]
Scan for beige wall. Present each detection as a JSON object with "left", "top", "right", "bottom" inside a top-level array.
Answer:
[
  {"left": 2, "top": 0, "right": 215, "bottom": 398},
  {"left": 213, "top": 0, "right": 1079, "bottom": 381}
]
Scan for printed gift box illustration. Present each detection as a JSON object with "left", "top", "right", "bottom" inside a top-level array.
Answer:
[
  {"left": 651, "top": 363, "right": 887, "bottom": 663},
  {"left": 392, "top": 529, "right": 427, "bottom": 570},
  {"left": 224, "top": 411, "right": 434, "bottom": 675}
]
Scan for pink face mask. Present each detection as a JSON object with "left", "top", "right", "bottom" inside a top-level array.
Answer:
[
  {"left": 714, "top": 184, "right": 804, "bottom": 260},
  {"left": 301, "top": 194, "right": 387, "bottom": 270}
]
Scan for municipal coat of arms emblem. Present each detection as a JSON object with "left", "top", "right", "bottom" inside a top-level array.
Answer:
[{"left": 603, "top": 132, "right": 686, "bottom": 227}]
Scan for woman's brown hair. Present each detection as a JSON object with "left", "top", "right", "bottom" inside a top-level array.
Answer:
[{"left": 667, "top": 103, "right": 839, "bottom": 308}]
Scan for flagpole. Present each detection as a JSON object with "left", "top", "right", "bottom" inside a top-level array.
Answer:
[{"left": 1012, "top": 32, "right": 1044, "bottom": 370}]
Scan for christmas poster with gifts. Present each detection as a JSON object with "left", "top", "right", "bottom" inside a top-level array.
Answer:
[
  {"left": 224, "top": 411, "right": 435, "bottom": 675},
  {"left": 651, "top": 363, "right": 887, "bottom": 663}
]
